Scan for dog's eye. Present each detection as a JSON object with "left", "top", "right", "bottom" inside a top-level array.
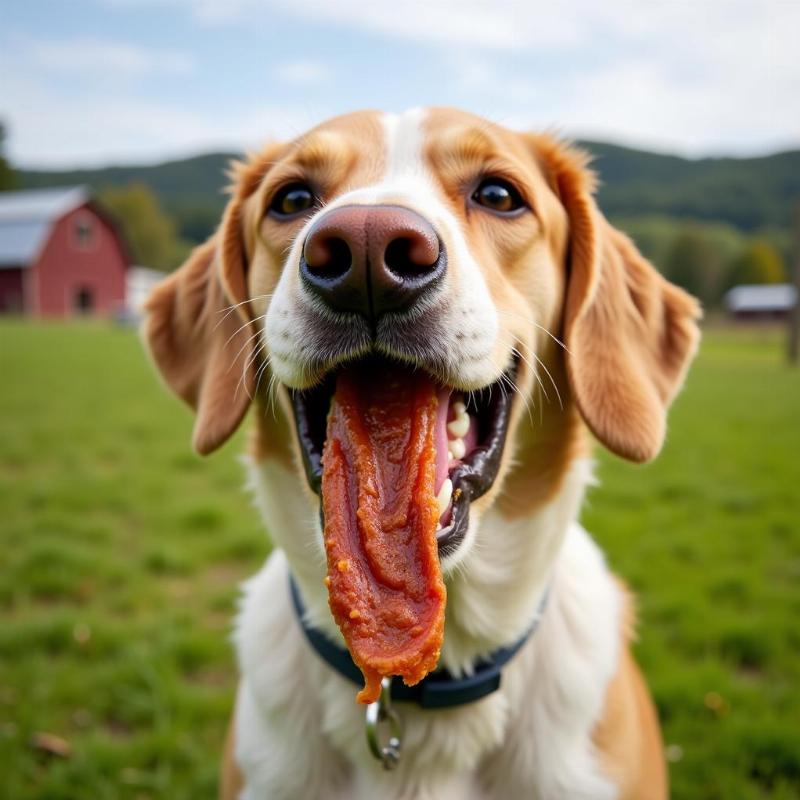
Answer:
[
  {"left": 269, "top": 183, "right": 316, "bottom": 218},
  {"left": 471, "top": 178, "right": 525, "bottom": 215}
]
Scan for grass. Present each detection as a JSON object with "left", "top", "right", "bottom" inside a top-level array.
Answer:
[{"left": 1, "top": 320, "right": 798, "bottom": 799}]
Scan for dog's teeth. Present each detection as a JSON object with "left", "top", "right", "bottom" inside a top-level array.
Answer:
[
  {"left": 449, "top": 438, "right": 466, "bottom": 459},
  {"left": 447, "top": 414, "right": 470, "bottom": 439},
  {"left": 452, "top": 401, "right": 467, "bottom": 416},
  {"left": 436, "top": 478, "right": 453, "bottom": 518}
]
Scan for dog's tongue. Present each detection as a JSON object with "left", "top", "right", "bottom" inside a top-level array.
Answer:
[{"left": 321, "top": 362, "right": 446, "bottom": 704}]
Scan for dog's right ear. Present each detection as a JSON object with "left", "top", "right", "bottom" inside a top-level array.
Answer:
[
  {"left": 532, "top": 135, "right": 701, "bottom": 463},
  {"left": 142, "top": 147, "right": 280, "bottom": 455}
]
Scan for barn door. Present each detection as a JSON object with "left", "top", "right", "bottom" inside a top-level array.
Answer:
[{"left": 73, "top": 286, "right": 94, "bottom": 314}]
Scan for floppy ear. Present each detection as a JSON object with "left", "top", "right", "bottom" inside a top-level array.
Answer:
[
  {"left": 142, "top": 156, "right": 269, "bottom": 455},
  {"left": 544, "top": 141, "right": 701, "bottom": 463}
]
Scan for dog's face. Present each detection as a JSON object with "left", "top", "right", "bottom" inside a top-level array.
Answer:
[
  {"left": 145, "top": 107, "right": 700, "bottom": 572},
  {"left": 258, "top": 108, "right": 562, "bottom": 394}
]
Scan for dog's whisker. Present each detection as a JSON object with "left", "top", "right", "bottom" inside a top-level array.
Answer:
[
  {"left": 510, "top": 344, "right": 563, "bottom": 412},
  {"left": 253, "top": 353, "right": 273, "bottom": 402},
  {"left": 235, "top": 339, "right": 267, "bottom": 403},
  {"left": 267, "top": 372, "right": 280, "bottom": 417},
  {"left": 226, "top": 320, "right": 267, "bottom": 373},
  {"left": 493, "top": 309, "right": 571, "bottom": 355},
  {"left": 215, "top": 293, "right": 275, "bottom": 331},
  {"left": 241, "top": 344, "right": 267, "bottom": 402},
  {"left": 511, "top": 346, "right": 550, "bottom": 406},
  {"left": 501, "top": 371, "right": 536, "bottom": 427},
  {"left": 530, "top": 352, "right": 563, "bottom": 411},
  {"left": 222, "top": 313, "right": 263, "bottom": 351},
  {"left": 511, "top": 345, "right": 564, "bottom": 417},
  {"left": 242, "top": 328, "right": 268, "bottom": 378}
]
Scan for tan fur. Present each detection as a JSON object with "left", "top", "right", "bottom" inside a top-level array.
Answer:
[
  {"left": 143, "top": 238, "right": 256, "bottom": 455},
  {"left": 422, "top": 112, "right": 588, "bottom": 515},
  {"left": 593, "top": 583, "right": 667, "bottom": 799},
  {"left": 541, "top": 139, "right": 702, "bottom": 463},
  {"left": 247, "top": 395, "right": 294, "bottom": 469},
  {"left": 220, "top": 712, "right": 244, "bottom": 800},
  {"left": 141, "top": 109, "right": 699, "bottom": 798}
]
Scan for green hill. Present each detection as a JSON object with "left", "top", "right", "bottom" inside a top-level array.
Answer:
[
  {"left": 585, "top": 141, "right": 800, "bottom": 232},
  {"left": 16, "top": 142, "right": 800, "bottom": 240},
  {"left": 14, "top": 141, "right": 800, "bottom": 293},
  {"left": 19, "top": 152, "right": 237, "bottom": 243}
]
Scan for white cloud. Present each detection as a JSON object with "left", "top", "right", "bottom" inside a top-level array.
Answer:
[
  {"left": 271, "top": 59, "right": 329, "bottom": 86},
  {"left": 27, "top": 36, "right": 194, "bottom": 77},
  {"left": 94, "top": 0, "right": 800, "bottom": 152},
  {"left": 281, "top": 0, "right": 582, "bottom": 50},
  {"left": 103, "top": 0, "right": 583, "bottom": 48},
  {"left": 1, "top": 70, "right": 319, "bottom": 167},
  {"left": 101, "top": 0, "right": 800, "bottom": 60},
  {"left": 443, "top": 1, "right": 800, "bottom": 156},
  {"left": 5, "top": 0, "right": 799, "bottom": 163}
]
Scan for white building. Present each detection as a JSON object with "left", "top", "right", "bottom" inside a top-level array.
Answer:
[{"left": 724, "top": 284, "right": 797, "bottom": 319}]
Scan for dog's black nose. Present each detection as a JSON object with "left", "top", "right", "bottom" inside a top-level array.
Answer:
[{"left": 301, "top": 204, "right": 445, "bottom": 319}]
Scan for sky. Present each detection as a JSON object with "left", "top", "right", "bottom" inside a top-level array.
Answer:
[{"left": 2, "top": 0, "right": 798, "bottom": 168}]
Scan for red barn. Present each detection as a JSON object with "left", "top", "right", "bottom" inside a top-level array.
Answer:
[{"left": 0, "top": 186, "right": 129, "bottom": 316}]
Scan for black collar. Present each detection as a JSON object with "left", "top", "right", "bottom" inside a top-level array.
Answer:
[{"left": 289, "top": 574, "right": 547, "bottom": 709}]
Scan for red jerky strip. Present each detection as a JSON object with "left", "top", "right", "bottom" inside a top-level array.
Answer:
[{"left": 321, "top": 363, "right": 446, "bottom": 704}]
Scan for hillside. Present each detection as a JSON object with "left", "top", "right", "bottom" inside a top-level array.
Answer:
[
  {"left": 19, "top": 153, "right": 237, "bottom": 244},
  {"left": 17, "top": 142, "right": 800, "bottom": 245},
  {"left": 584, "top": 141, "right": 800, "bottom": 232}
]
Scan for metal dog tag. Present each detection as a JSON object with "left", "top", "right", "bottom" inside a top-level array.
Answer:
[{"left": 365, "top": 678, "right": 403, "bottom": 770}]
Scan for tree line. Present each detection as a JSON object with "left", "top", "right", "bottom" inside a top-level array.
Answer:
[
  {"left": 617, "top": 215, "right": 787, "bottom": 308},
  {"left": 1, "top": 124, "right": 794, "bottom": 306}
]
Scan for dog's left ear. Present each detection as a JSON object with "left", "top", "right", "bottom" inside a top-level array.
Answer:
[
  {"left": 537, "top": 138, "right": 702, "bottom": 463},
  {"left": 143, "top": 148, "right": 278, "bottom": 455}
]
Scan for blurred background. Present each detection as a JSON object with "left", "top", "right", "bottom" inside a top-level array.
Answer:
[{"left": 1, "top": 1, "right": 798, "bottom": 798}]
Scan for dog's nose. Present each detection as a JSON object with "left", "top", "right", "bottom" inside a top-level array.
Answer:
[{"left": 301, "top": 205, "right": 445, "bottom": 319}]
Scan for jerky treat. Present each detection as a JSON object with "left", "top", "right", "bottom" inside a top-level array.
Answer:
[{"left": 321, "top": 362, "right": 446, "bottom": 704}]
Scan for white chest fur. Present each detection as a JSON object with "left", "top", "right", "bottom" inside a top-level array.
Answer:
[{"left": 234, "top": 458, "right": 622, "bottom": 799}]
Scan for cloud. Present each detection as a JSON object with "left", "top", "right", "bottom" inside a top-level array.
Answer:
[
  {"left": 279, "top": 0, "right": 582, "bottom": 50},
  {"left": 93, "top": 0, "right": 800, "bottom": 154},
  {"left": 100, "top": 0, "right": 800, "bottom": 61},
  {"left": 103, "top": 0, "right": 583, "bottom": 48},
  {"left": 4, "top": 0, "right": 798, "bottom": 164},
  {"left": 1, "top": 69, "right": 319, "bottom": 167},
  {"left": 271, "top": 59, "right": 329, "bottom": 86},
  {"left": 442, "top": 1, "right": 800, "bottom": 155},
  {"left": 27, "top": 37, "right": 194, "bottom": 77}
]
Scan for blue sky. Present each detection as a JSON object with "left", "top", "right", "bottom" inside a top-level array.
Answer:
[{"left": 2, "top": 0, "right": 798, "bottom": 168}]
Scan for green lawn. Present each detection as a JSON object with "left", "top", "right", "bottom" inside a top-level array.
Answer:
[{"left": 1, "top": 320, "right": 798, "bottom": 799}]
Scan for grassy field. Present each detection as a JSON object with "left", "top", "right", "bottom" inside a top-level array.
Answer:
[{"left": 1, "top": 320, "right": 798, "bottom": 799}]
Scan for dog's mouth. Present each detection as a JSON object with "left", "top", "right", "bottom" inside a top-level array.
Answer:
[{"left": 289, "top": 354, "right": 518, "bottom": 559}]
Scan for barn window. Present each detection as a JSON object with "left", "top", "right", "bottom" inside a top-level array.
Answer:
[
  {"left": 73, "top": 287, "right": 94, "bottom": 314},
  {"left": 74, "top": 215, "right": 94, "bottom": 248}
]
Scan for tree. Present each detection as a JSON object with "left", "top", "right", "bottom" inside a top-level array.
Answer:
[
  {"left": 174, "top": 203, "right": 221, "bottom": 244},
  {"left": 0, "top": 123, "right": 16, "bottom": 190},
  {"left": 663, "top": 225, "right": 725, "bottom": 307},
  {"left": 99, "top": 183, "right": 179, "bottom": 270},
  {"left": 726, "top": 240, "right": 786, "bottom": 287}
]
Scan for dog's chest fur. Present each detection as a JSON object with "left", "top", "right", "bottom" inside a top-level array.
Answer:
[{"left": 233, "top": 461, "right": 622, "bottom": 800}]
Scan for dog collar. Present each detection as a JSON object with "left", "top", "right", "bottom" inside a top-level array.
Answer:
[{"left": 289, "top": 574, "right": 547, "bottom": 709}]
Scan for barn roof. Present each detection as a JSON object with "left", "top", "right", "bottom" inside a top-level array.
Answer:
[
  {"left": 724, "top": 283, "right": 798, "bottom": 313},
  {"left": 0, "top": 186, "right": 90, "bottom": 268}
]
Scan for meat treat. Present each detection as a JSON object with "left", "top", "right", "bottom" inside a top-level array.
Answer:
[{"left": 321, "top": 362, "right": 447, "bottom": 704}]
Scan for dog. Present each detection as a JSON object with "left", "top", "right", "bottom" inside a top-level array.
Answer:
[{"left": 143, "top": 107, "right": 700, "bottom": 800}]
